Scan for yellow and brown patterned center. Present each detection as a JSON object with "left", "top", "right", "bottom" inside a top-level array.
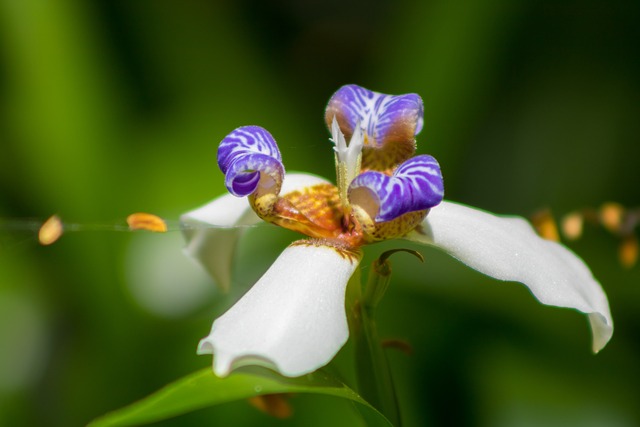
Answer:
[
  {"left": 361, "top": 138, "right": 415, "bottom": 173},
  {"left": 290, "top": 238, "right": 362, "bottom": 264},
  {"left": 352, "top": 206, "right": 429, "bottom": 243},
  {"left": 251, "top": 181, "right": 429, "bottom": 249},
  {"left": 251, "top": 183, "right": 349, "bottom": 239}
]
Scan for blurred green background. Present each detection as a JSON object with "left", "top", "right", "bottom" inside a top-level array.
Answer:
[{"left": 1, "top": 0, "right": 639, "bottom": 426}]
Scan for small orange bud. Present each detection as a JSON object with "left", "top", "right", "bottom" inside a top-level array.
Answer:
[
  {"left": 381, "top": 338, "right": 414, "bottom": 356},
  {"left": 531, "top": 209, "right": 560, "bottom": 242},
  {"left": 126, "top": 213, "right": 167, "bottom": 232},
  {"left": 619, "top": 235, "right": 638, "bottom": 269},
  {"left": 248, "top": 394, "right": 293, "bottom": 419},
  {"left": 38, "top": 215, "right": 63, "bottom": 245},
  {"left": 600, "top": 202, "right": 625, "bottom": 234},
  {"left": 561, "top": 212, "right": 584, "bottom": 240}
]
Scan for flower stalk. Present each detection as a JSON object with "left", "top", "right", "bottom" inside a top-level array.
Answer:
[{"left": 348, "top": 251, "right": 423, "bottom": 427}]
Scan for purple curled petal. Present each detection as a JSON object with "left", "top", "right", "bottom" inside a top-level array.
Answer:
[
  {"left": 218, "top": 126, "right": 282, "bottom": 173},
  {"left": 217, "top": 126, "right": 284, "bottom": 197},
  {"left": 326, "top": 84, "right": 424, "bottom": 147},
  {"left": 349, "top": 155, "right": 444, "bottom": 222},
  {"left": 224, "top": 153, "right": 284, "bottom": 197},
  {"left": 226, "top": 167, "right": 260, "bottom": 196}
]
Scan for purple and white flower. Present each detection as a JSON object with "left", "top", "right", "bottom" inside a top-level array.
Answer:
[{"left": 182, "top": 84, "right": 613, "bottom": 378}]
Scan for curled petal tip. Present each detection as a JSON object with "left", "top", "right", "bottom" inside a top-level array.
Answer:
[
  {"left": 197, "top": 338, "right": 213, "bottom": 355},
  {"left": 198, "top": 338, "right": 234, "bottom": 377},
  {"left": 589, "top": 312, "right": 613, "bottom": 353},
  {"left": 217, "top": 126, "right": 284, "bottom": 197},
  {"left": 325, "top": 84, "right": 424, "bottom": 147},
  {"left": 349, "top": 154, "right": 444, "bottom": 223},
  {"left": 213, "top": 355, "right": 233, "bottom": 378},
  {"left": 561, "top": 212, "right": 584, "bottom": 240}
]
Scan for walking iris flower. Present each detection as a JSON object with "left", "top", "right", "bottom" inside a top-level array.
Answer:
[{"left": 181, "top": 84, "right": 613, "bottom": 378}]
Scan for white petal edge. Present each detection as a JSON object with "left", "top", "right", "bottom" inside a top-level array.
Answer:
[
  {"left": 181, "top": 172, "right": 331, "bottom": 291},
  {"left": 198, "top": 242, "right": 360, "bottom": 377},
  {"left": 181, "top": 194, "right": 259, "bottom": 292},
  {"left": 405, "top": 200, "right": 613, "bottom": 353}
]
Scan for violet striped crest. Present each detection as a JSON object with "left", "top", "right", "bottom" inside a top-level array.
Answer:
[
  {"left": 325, "top": 84, "right": 424, "bottom": 149},
  {"left": 349, "top": 155, "right": 444, "bottom": 223},
  {"left": 217, "top": 126, "right": 285, "bottom": 197}
]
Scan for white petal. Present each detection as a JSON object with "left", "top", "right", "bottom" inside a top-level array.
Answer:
[
  {"left": 181, "top": 173, "right": 331, "bottom": 291},
  {"left": 198, "top": 242, "right": 360, "bottom": 377},
  {"left": 406, "top": 200, "right": 613, "bottom": 352},
  {"left": 181, "top": 193, "right": 259, "bottom": 292}
]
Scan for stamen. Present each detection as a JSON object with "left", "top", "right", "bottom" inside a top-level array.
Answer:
[
  {"left": 38, "top": 215, "right": 64, "bottom": 245},
  {"left": 599, "top": 202, "right": 624, "bottom": 234},
  {"left": 381, "top": 339, "right": 414, "bottom": 355},
  {"left": 619, "top": 235, "right": 638, "bottom": 268},
  {"left": 248, "top": 394, "right": 293, "bottom": 419},
  {"left": 330, "top": 116, "right": 363, "bottom": 212},
  {"left": 561, "top": 212, "right": 584, "bottom": 240},
  {"left": 1, "top": 214, "right": 234, "bottom": 248},
  {"left": 127, "top": 212, "right": 168, "bottom": 233},
  {"left": 531, "top": 208, "right": 560, "bottom": 242}
]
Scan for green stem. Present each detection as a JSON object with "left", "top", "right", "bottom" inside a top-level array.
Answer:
[{"left": 348, "top": 259, "right": 401, "bottom": 426}]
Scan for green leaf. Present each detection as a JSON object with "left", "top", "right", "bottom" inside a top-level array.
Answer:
[{"left": 88, "top": 367, "right": 392, "bottom": 427}]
